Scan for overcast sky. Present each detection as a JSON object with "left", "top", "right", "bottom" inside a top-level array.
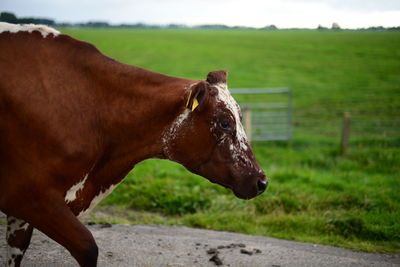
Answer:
[{"left": 2, "top": 0, "right": 399, "bottom": 29}]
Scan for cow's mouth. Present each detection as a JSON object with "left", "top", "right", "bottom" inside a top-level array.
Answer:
[
  {"left": 210, "top": 177, "right": 259, "bottom": 200},
  {"left": 232, "top": 188, "right": 258, "bottom": 200}
]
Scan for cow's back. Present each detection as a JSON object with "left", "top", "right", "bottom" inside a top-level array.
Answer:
[{"left": 0, "top": 29, "right": 102, "bottom": 205}]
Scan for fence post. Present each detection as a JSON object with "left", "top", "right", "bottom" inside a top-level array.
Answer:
[
  {"left": 287, "top": 89, "right": 293, "bottom": 146},
  {"left": 340, "top": 112, "right": 351, "bottom": 155},
  {"left": 243, "top": 108, "right": 252, "bottom": 142}
]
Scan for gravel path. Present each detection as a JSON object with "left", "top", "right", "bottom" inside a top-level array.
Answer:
[{"left": 0, "top": 220, "right": 399, "bottom": 267}]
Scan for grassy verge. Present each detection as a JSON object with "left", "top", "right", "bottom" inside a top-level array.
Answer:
[{"left": 89, "top": 139, "right": 400, "bottom": 253}]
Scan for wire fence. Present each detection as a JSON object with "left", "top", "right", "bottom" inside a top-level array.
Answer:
[
  {"left": 295, "top": 110, "right": 399, "bottom": 142},
  {"left": 231, "top": 88, "right": 400, "bottom": 145}
]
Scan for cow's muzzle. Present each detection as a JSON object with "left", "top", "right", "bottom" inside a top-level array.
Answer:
[{"left": 232, "top": 173, "right": 268, "bottom": 200}]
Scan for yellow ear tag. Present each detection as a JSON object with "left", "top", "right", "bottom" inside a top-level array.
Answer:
[{"left": 192, "top": 98, "right": 199, "bottom": 111}]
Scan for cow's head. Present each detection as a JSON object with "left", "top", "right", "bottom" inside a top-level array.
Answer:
[{"left": 162, "top": 70, "right": 268, "bottom": 199}]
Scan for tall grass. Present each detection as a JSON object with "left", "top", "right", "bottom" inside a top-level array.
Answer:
[{"left": 62, "top": 29, "right": 400, "bottom": 252}]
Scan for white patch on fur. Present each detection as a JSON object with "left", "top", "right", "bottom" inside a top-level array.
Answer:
[
  {"left": 162, "top": 108, "right": 190, "bottom": 159},
  {"left": 6, "top": 217, "right": 29, "bottom": 241},
  {"left": 65, "top": 174, "right": 89, "bottom": 203},
  {"left": 0, "top": 22, "right": 59, "bottom": 38},
  {"left": 77, "top": 183, "right": 119, "bottom": 217},
  {"left": 6, "top": 246, "right": 23, "bottom": 267},
  {"left": 171, "top": 109, "right": 190, "bottom": 133},
  {"left": 6, "top": 217, "right": 29, "bottom": 266},
  {"left": 214, "top": 82, "right": 249, "bottom": 152}
]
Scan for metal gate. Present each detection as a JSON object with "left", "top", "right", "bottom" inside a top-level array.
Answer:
[{"left": 230, "top": 88, "right": 292, "bottom": 141}]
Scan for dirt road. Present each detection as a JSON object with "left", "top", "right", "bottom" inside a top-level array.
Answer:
[{"left": 0, "top": 221, "right": 399, "bottom": 267}]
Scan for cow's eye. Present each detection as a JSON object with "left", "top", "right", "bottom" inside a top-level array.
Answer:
[{"left": 219, "top": 120, "right": 230, "bottom": 130}]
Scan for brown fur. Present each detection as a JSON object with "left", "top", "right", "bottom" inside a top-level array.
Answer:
[{"left": 0, "top": 28, "right": 267, "bottom": 266}]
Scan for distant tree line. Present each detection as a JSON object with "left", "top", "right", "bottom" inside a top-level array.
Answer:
[
  {"left": 0, "top": 12, "right": 55, "bottom": 26},
  {"left": 1, "top": 12, "right": 399, "bottom": 31}
]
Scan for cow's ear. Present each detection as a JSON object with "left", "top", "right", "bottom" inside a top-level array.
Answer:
[
  {"left": 206, "top": 70, "right": 228, "bottom": 85},
  {"left": 186, "top": 81, "right": 207, "bottom": 111}
]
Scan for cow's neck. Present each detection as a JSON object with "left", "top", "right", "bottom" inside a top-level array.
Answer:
[{"left": 93, "top": 58, "right": 193, "bottom": 175}]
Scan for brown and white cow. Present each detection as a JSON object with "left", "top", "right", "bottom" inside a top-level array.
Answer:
[{"left": 0, "top": 22, "right": 268, "bottom": 266}]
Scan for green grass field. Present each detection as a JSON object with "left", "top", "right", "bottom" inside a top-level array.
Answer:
[{"left": 62, "top": 29, "right": 400, "bottom": 253}]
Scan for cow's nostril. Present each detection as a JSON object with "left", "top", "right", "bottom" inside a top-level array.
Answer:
[{"left": 257, "top": 179, "right": 268, "bottom": 194}]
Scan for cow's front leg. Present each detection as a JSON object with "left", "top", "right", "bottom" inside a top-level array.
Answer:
[
  {"left": 5, "top": 215, "right": 33, "bottom": 267},
  {"left": 18, "top": 194, "right": 98, "bottom": 267}
]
